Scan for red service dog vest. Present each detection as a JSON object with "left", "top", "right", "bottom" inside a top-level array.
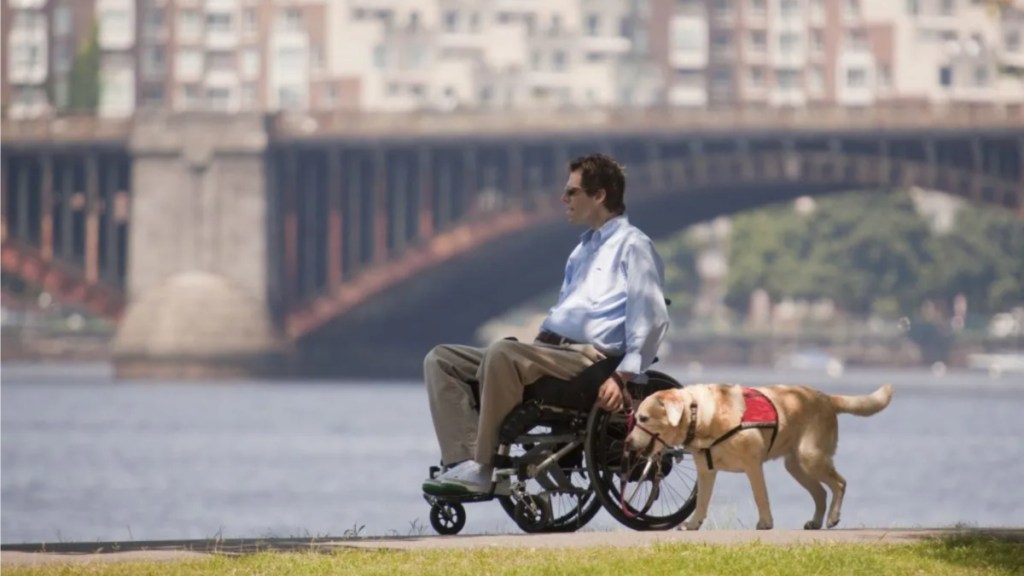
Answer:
[{"left": 703, "top": 388, "right": 779, "bottom": 470}]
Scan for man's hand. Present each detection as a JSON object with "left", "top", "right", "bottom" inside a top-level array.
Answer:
[{"left": 596, "top": 372, "right": 632, "bottom": 412}]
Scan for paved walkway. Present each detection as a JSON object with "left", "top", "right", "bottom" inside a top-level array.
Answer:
[{"left": 3, "top": 528, "right": 1021, "bottom": 567}]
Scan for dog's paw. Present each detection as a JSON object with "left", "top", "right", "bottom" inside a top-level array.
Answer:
[
  {"left": 827, "top": 514, "right": 841, "bottom": 529},
  {"left": 804, "top": 520, "right": 822, "bottom": 530},
  {"left": 756, "top": 519, "right": 774, "bottom": 530},
  {"left": 682, "top": 520, "right": 703, "bottom": 531}
]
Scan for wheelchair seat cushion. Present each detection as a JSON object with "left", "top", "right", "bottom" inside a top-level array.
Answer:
[{"left": 522, "top": 355, "right": 622, "bottom": 412}]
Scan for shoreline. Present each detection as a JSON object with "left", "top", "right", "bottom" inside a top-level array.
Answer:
[{"left": 2, "top": 528, "right": 1022, "bottom": 567}]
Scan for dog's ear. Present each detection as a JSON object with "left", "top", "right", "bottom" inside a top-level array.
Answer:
[{"left": 662, "top": 394, "right": 686, "bottom": 428}]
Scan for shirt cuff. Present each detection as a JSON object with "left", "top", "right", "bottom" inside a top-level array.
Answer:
[{"left": 617, "top": 353, "right": 643, "bottom": 376}]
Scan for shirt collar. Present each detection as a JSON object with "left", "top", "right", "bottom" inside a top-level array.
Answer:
[{"left": 581, "top": 214, "right": 628, "bottom": 246}]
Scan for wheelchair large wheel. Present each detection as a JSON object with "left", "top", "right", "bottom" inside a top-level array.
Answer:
[
  {"left": 498, "top": 422, "right": 602, "bottom": 533},
  {"left": 584, "top": 370, "right": 698, "bottom": 530}
]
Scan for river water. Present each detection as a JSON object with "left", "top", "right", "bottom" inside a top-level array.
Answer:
[{"left": 2, "top": 362, "right": 1022, "bottom": 543}]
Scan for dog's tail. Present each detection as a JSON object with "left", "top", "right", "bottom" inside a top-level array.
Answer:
[{"left": 831, "top": 384, "right": 893, "bottom": 416}]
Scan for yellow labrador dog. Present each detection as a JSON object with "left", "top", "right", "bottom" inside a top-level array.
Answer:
[{"left": 626, "top": 383, "right": 893, "bottom": 531}]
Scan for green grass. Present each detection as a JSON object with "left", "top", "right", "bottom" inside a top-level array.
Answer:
[{"left": 4, "top": 535, "right": 1023, "bottom": 576}]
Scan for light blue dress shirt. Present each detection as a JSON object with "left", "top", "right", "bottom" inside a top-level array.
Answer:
[{"left": 539, "top": 215, "right": 670, "bottom": 375}]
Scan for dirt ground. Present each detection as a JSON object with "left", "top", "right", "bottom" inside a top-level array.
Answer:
[{"left": 3, "top": 528, "right": 1022, "bottom": 567}]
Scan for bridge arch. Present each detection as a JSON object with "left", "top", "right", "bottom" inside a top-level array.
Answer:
[{"left": 293, "top": 147, "right": 1022, "bottom": 378}]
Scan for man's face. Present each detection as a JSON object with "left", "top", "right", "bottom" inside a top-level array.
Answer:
[{"left": 562, "top": 170, "right": 606, "bottom": 229}]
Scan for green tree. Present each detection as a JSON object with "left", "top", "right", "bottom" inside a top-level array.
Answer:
[
  {"left": 726, "top": 191, "right": 939, "bottom": 317},
  {"left": 656, "top": 231, "right": 700, "bottom": 317},
  {"left": 68, "top": 21, "right": 101, "bottom": 113},
  {"left": 927, "top": 203, "right": 1024, "bottom": 313}
]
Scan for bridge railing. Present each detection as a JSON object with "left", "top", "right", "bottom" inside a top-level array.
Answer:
[
  {"left": 271, "top": 101, "right": 1024, "bottom": 139},
  {"left": 4, "top": 102, "right": 1022, "bottom": 145}
]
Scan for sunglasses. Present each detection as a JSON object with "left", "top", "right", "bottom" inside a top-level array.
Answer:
[{"left": 564, "top": 186, "right": 586, "bottom": 197}]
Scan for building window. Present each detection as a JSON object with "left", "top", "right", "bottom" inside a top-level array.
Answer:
[
  {"left": 846, "top": 68, "right": 866, "bottom": 87},
  {"left": 780, "top": 0, "right": 800, "bottom": 20},
  {"left": 243, "top": 9, "right": 258, "bottom": 34},
  {"left": 586, "top": 13, "right": 600, "bottom": 36},
  {"left": 777, "top": 69, "right": 800, "bottom": 90},
  {"left": 808, "top": 67, "right": 823, "bottom": 92},
  {"left": 939, "top": 66, "right": 952, "bottom": 86},
  {"left": 712, "top": 30, "right": 732, "bottom": 55},
  {"left": 844, "top": 0, "right": 860, "bottom": 18},
  {"left": 749, "top": 66, "right": 765, "bottom": 87},
  {"left": 906, "top": 0, "right": 919, "bottom": 15},
  {"left": 811, "top": 29, "right": 824, "bottom": 54},
  {"left": 443, "top": 10, "right": 458, "bottom": 32},
  {"left": 877, "top": 65, "right": 891, "bottom": 88},
  {"left": 12, "top": 45, "right": 41, "bottom": 69},
  {"left": 779, "top": 32, "right": 801, "bottom": 55},
  {"left": 242, "top": 48, "right": 260, "bottom": 76},
  {"left": 182, "top": 84, "right": 201, "bottom": 109},
  {"left": 179, "top": 10, "right": 202, "bottom": 37},
  {"left": 749, "top": 0, "right": 766, "bottom": 18},
  {"left": 207, "top": 50, "right": 233, "bottom": 71},
  {"left": 845, "top": 29, "right": 866, "bottom": 51},
  {"left": 278, "top": 86, "right": 303, "bottom": 109},
  {"left": 373, "top": 45, "right": 387, "bottom": 68},
  {"left": 974, "top": 65, "right": 988, "bottom": 86},
  {"left": 206, "top": 12, "right": 233, "bottom": 33},
  {"left": 1006, "top": 30, "right": 1021, "bottom": 52},
  {"left": 280, "top": 8, "right": 303, "bottom": 32},
  {"left": 142, "top": 46, "right": 166, "bottom": 75},
  {"left": 141, "top": 83, "right": 164, "bottom": 107},
  {"left": 177, "top": 49, "right": 203, "bottom": 76},
  {"left": 712, "top": 0, "right": 733, "bottom": 18},
  {"left": 207, "top": 87, "right": 231, "bottom": 111},
  {"left": 54, "top": 4, "right": 72, "bottom": 35},
  {"left": 749, "top": 30, "right": 767, "bottom": 52},
  {"left": 241, "top": 84, "right": 258, "bottom": 108},
  {"left": 940, "top": 0, "right": 954, "bottom": 16},
  {"left": 143, "top": 8, "right": 164, "bottom": 35},
  {"left": 552, "top": 50, "right": 567, "bottom": 71},
  {"left": 409, "top": 11, "right": 420, "bottom": 31},
  {"left": 54, "top": 42, "right": 73, "bottom": 72}
]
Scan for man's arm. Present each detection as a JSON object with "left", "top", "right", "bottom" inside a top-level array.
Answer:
[{"left": 618, "top": 236, "right": 670, "bottom": 375}]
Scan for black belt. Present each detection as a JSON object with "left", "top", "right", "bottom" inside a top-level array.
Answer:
[{"left": 536, "top": 330, "right": 581, "bottom": 346}]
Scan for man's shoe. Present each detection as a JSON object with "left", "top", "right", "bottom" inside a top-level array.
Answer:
[
  {"left": 436, "top": 461, "right": 509, "bottom": 496},
  {"left": 422, "top": 460, "right": 471, "bottom": 496}
]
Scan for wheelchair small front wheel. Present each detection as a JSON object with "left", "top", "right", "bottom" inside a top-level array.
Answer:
[{"left": 429, "top": 502, "right": 466, "bottom": 535}]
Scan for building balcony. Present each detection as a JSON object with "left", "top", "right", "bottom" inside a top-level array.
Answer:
[
  {"left": 581, "top": 35, "right": 631, "bottom": 54},
  {"left": 206, "top": 30, "right": 239, "bottom": 51},
  {"left": 8, "top": 0, "right": 46, "bottom": 8},
  {"left": 670, "top": 49, "right": 708, "bottom": 69},
  {"left": 7, "top": 59, "right": 47, "bottom": 85},
  {"left": 99, "top": 29, "right": 135, "bottom": 51}
]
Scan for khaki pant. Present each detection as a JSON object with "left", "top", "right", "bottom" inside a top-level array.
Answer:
[{"left": 424, "top": 339, "right": 604, "bottom": 466}]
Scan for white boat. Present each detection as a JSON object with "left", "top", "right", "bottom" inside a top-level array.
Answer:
[{"left": 966, "top": 353, "right": 1024, "bottom": 377}]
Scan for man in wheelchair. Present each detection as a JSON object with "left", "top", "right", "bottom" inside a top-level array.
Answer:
[{"left": 422, "top": 153, "right": 670, "bottom": 497}]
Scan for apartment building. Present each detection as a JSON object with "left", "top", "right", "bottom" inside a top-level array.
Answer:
[
  {"left": 2, "top": 0, "right": 1021, "bottom": 117},
  {"left": 324, "top": 0, "right": 662, "bottom": 112},
  {"left": 3, "top": 0, "right": 59, "bottom": 118}
]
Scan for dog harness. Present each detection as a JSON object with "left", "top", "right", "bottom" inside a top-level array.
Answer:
[{"left": 700, "top": 388, "right": 779, "bottom": 470}]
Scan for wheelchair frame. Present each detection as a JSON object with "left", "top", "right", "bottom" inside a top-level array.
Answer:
[{"left": 423, "top": 368, "right": 697, "bottom": 535}]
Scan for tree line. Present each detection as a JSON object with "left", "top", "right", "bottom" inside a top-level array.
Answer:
[{"left": 658, "top": 190, "right": 1024, "bottom": 321}]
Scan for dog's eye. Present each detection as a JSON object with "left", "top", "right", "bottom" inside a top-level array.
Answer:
[{"left": 638, "top": 415, "right": 649, "bottom": 424}]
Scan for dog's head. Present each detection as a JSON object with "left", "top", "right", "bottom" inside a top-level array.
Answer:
[{"left": 626, "top": 389, "right": 692, "bottom": 455}]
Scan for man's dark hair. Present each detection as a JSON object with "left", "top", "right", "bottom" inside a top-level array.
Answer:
[{"left": 569, "top": 153, "right": 626, "bottom": 215}]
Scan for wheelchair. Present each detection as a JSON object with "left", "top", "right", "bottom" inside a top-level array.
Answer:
[{"left": 423, "top": 354, "right": 698, "bottom": 535}]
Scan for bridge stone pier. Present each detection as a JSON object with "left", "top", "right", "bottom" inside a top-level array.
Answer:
[{"left": 112, "top": 114, "right": 288, "bottom": 378}]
